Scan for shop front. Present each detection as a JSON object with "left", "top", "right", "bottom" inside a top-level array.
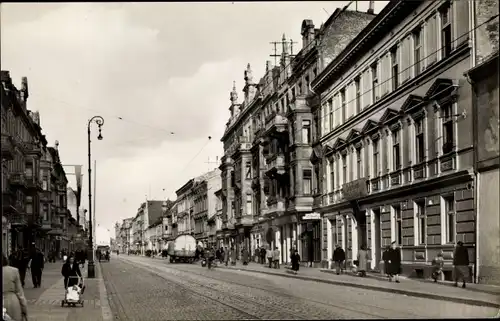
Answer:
[
  {"left": 250, "top": 222, "right": 264, "bottom": 261},
  {"left": 271, "top": 214, "right": 298, "bottom": 265},
  {"left": 298, "top": 213, "right": 321, "bottom": 267}
]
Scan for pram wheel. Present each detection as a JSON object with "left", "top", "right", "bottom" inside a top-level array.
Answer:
[
  {"left": 81, "top": 301, "right": 84, "bottom": 307},
  {"left": 61, "top": 300, "right": 65, "bottom": 307}
]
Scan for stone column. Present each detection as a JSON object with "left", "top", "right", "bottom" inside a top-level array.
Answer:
[{"left": 370, "top": 209, "right": 377, "bottom": 270}]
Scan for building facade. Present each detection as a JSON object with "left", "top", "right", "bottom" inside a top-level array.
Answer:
[
  {"left": 2, "top": 70, "right": 76, "bottom": 256},
  {"left": 219, "top": 7, "right": 376, "bottom": 264},
  {"left": 467, "top": 2, "right": 499, "bottom": 284},
  {"left": 310, "top": 0, "right": 485, "bottom": 278}
]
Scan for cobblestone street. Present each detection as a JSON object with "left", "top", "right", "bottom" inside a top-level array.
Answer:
[{"left": 103, "top": 255, "right": 499, "bottom": 320}]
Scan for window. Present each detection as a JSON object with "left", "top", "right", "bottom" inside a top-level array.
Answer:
[
  {"left": 356, "top": 148, "right": 362, "bottom": 179},
  {"left": 313, "top": 68, "right": 317, "bottom": 78},
  {"left": 303, "top": 169, "right": 312, "bottom": 195},
  {"left": 342, "top": 154, "right": 347, "bottom": 183},
  {"left": 25, "top": 166, "right": 33, "bottom": 178},
  {"left": 354, "top": 77, "right": 361, "bottom": 113},
  {"left": 413, "top": 27, "right": 422, "bottom": 75},
  {"left": 416, "top": 201, "right": 426, "bottom": 244},
  {"left": 26, "top": 203, "right": 33, "bottom": 214},
  {"left": 371, "top": 63, "right": 378, "bottom": 102},
  {"left": 314, "top": 164, "right": 321, "bottom": 193},
  {"left": 292, "top": 87, "right": 296, "bottom": 101},
  {"left": 390, "top": 46, "right": 399, "bottom": 90},
  {"left": 442, "top": 104, "right": 454, "bottom": 154},
  {"left": 393, "top": 130, "right": 401, "bottom": 170},
  {"left": 302, "top": 120, "right": 311, "bottom": 144},
  {"left": 314, "top": 111, "right": 320, "bottom": 141},
  {"left": 373, "top": 140, "right": 379, "bottom": 176},
  {"left": 328, "top": 98, "right": 334, "bottom": 131},
  {"left": 444, "top": 195, "right": 455, "bottom": 243},
  {"left": 440, "top": 4, "right": 452, "bottom": 58},
  {"left": 42, "top": 180, "right": 48, "bottom": 190},
  {"left": 330, "top": 159, "right": 335, "bottom": 192},
  {"left": 298, "top": 82, "right": 303, "bottom": 95},
  {"left": 340, "top": 89, "right": 346, "bottom": 122},
  {"left": 415, "top": 118, "right": 425, "bottom": 163},
  {"left": 245, "top": 161, "right": 251, "bottom": 179},
  {"left": 394, "top": 205, "right": 402, "bottom": 245},
  {"left": 246, "top": 194, "right": 252, "bottom": 215}
]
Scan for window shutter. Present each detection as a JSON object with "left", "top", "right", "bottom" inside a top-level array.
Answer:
[
  {"left": 361, "top": 69, "right": 371, "bottom": 109},
  {"left": 426, "top": 14, "right": 438, "bottom": 66},
  {"left": 454, "top": 0, "right": 470, "bottom": 49}
]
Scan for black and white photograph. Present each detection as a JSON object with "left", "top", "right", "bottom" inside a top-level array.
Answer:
[{"left": 1, "top": 1, "right": 499, "bottom": 320}]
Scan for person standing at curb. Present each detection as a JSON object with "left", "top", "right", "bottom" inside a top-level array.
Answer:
[
  {"left": 387, "top": 241, "right": 402, "bottom": 283},
  {"left": 453, "top": 241, "right": 470, "bottom": 288},
  {"left": 357, "top": 245, "right": 369, "bottom": 277},
  {"left": 230, "top": 246, "right": 237, "bottom": 266},
  {"left": 266, "top": 246, "right": 273, "bottom": 268},
  {"left": 224, "top": 247, "right": 230, "bottom": 266},
  {"left": 431, "top": 250, "right": 444, "bottom": 282},
  {"left": 260, "top": 246, "right": 266, "bottom": 265},
  {"left": 273, "top": 247, "right": 280, "bottom": 269},
  {"left": 291, "top": 249, "right": 300, "bottom": 275},
  {"left": 332, "top": 244, "right": 346, "bottom": 275}
]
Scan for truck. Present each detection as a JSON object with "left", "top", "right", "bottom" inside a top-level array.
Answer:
[{"left": 167, "top": 234, "right": 197, "bottom": 263}]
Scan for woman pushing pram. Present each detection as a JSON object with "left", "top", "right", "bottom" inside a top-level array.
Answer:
[{"left": 61, "top": 255, "right": 85, "bottom": 307}]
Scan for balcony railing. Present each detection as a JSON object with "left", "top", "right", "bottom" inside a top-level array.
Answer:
[
  {"left": 265, "top": 114, "right": 288, "bottom": 133},
  {"left": 24, "top": 142, "right": 42, "bottom": 156},
  {"left": 25, "top": 176, "right": 43, "bottom": 191},
  {"left": 9, "top": 172, "right": 27, "bottom": 187},
  {"left": 265, "top": 154, "right": 286, "bottom": 175},
  {"left": 10, "top": 214, "right": 28, "bottom": 226}
]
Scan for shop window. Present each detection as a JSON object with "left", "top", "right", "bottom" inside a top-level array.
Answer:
[
  {"left": 416, "top": 200, "right": 426, "bottom": 244},
  {"left": 394, "top": 205, "right": 402, "bottom": 245},
  {"left": 444, "top": 195, "right": 455, "bottom": 243}
]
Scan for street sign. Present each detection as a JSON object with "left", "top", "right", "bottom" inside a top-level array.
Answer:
[{"left": 302, "top": 213, "right": 321, "bottom": 220}]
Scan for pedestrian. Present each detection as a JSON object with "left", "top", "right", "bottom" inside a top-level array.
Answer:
[
  {"left": 260, "top": 246, "right": 266, "bottom": 265},
  {"left": 230, "top": 246, "right": 237, "bottom": 266},
  {"left": 3, "top": 253, "right": 28, "bottom": 321},
  {"left": 332, "top": 244, "right": 346, "bottom": 275},
  {"left": 241, "top": 247, "right": 249, "bottom": 265},
  {"left": 387, "top": 241, "right": 402, "bottom": 283},
  {"left": 382, "top": 245, "right": 391, "bottom": 280},
  {"left": 15, "top": 249, "right": 29, "bottom": 288},
  {"left": 266, "top": 246, "right": 273, "bottom": 268},
  {"left": 431, "top": 250, "right": 444, "bottom": 282},
  {"left": 272, "top": 247, "right": 280, "bottom": 269},
  {"left": 224, "top": 247, "right": 230, "bottom": 266},
  {"left": 62, "top": 256, "right": 83, "bottom": 290},
  {"left": 290, "top": 249, "right": 300, "bottom": 275},
  {"left": 30, "top": 248, "right": 45, "bottom": 288},
  {"left": 357, "top": 245, "right": 369, "bottom": 277},
  {"left": 453, "top": 241, "right": 470, "bottom": 288}
]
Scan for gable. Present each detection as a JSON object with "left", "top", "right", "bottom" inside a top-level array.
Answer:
[
  {"left": 424, "top": 78, "right": 455, "bottom": 99},
  {"left": 401, "top": 94, "right": 424, "bottom": 113},
  {"left": 361, "top": 119, "right": 379, "bottom": 135},
  {"left": 345, "top": 129, "right": 361, "bottom": 143},
  {"left": 332, "top": 137, "right": 347, "bottom": 151},
  {"left": 379, "top": 108, "right": 400, "bottom": 125}
]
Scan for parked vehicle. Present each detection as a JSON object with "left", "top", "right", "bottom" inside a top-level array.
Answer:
[{"left": 167, "top": 234, "right": 197, "bottom": 263}]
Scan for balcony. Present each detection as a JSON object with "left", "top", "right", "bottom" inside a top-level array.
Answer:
[
  {"left": 10, "top": 214, "right": 28, "bottom": 226},
  {"left": 40, "top": 191, "right": 52, "bottom": 203},
  {"left": 26, "top": 176, "right": 43, "bottom": 192},
  {"left": 1, "top": 134, "right": 15, "bottom": 160},
  {"left": 265, "top": 154, "right": 286, "bottom": 176},
  {"left": 264, "top": 196, "right": 285, "bottom": 216},
  {"left": 2, "top": 192, "right": 17, "bottom": 213},
  {"left": 28, "top": 214, "right": 42, "bottom": 227},
  {"left": 9, "top": 172, "right": 27, "bottom": 188},
  {"left": 23, "top": 142, "right": 42, "bottom": 156},
  {"left": 265, "top": 113, "right": 288, "bottom": 136}
]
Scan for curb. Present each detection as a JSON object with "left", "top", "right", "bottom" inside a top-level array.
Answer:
[
  {"left": 217, "top": 265, "right": 500, "bottom": 309},
  {"left": 96, "top": 262, "right": 113, "bottom": 321}
]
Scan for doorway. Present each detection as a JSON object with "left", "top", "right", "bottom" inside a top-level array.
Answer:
[
  {"left": 357, "top": 211, "right": 367, "bottom": 249},
  {"left": 372, "top": 208, "right": 381, "bottom": 271}
]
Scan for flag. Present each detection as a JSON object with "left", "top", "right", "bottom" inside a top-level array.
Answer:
[{"left": 74, "top": 165, "right": 83, "bottom": 208}]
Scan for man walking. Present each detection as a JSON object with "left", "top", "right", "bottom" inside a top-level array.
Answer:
[
  {"left": 453, "top": 241, "right": 470, "bottom": 288},
  {"left": 30, "top": 248, "right": 45, "bottom": 288},
  {"left": 332, "top": 244, "right": 346, "bottom": 275}
]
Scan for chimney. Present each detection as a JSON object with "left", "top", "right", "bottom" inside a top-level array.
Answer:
[{"left": 367, "top": 1, "right": 375, "bottom": 14}]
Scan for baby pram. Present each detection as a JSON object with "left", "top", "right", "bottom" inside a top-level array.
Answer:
[{"left": 61, "top": 276, "right": 84, "bottom": 307}]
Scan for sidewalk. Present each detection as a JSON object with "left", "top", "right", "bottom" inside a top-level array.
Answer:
[
  {"left": 216, "top": 261, "right": 500, "bottom": 308},
  {"left": 22, "top": 261, "right": 112, "bottom": 321}
]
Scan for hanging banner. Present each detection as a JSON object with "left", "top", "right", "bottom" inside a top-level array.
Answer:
[{"left": 74, "top": 165, "right": 83, "bottom": 207}]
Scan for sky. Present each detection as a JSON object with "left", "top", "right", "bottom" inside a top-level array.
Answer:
[{"left": 1, "top": 1, "right": 387, "bottom": 235}]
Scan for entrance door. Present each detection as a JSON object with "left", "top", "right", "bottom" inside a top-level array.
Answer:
[{"left": 372, "top": 208, "right": 382, "bottom": 271}]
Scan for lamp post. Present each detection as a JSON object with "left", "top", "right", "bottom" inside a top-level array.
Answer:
[{"left": 87, "top": 116, "right": 104, "bottom": 278}]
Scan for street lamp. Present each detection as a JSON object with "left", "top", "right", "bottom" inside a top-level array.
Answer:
[{"left": 87, "top": 116, "right": 104, "bottom": 278}]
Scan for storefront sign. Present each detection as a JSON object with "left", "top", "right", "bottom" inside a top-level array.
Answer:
[
  {"left": 302, "top": 213, "right": 321, "bottom": 220},
  {"left": 342, "top": 178, "right": 368, "bottom": 201}
]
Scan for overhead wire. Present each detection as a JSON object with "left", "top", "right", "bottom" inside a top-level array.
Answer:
[{"left": 268, "top": 13, "right": 500, "bottom": 140}]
